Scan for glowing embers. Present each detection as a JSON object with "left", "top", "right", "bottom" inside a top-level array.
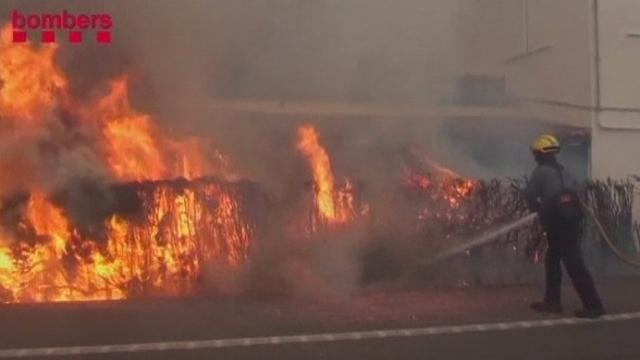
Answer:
[
  {"left": 403, "top": 152, "right": 478, "bottom": 224},
  {"left": 0, "top": 179, "right": 258, "bottom": 303}
]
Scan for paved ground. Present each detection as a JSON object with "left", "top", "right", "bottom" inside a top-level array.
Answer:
[{"left": 1, "top": 277, "right": 639, "bottom": 359}]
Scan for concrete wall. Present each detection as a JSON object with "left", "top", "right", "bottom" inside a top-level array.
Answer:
[
  {"left": 591, "top": 1, "right": 640, "bottom": 180},
  {"left": 456, "top": 0, "right": 523, "bottom": 76},
  {"left": 598, "top": 1, "right": 640, "bottom": 110},
  {"left": 506, "top": 0, "right": 593, "bottom": 112},
  {"left": 456, "top": 0, "right": 593, "bottom": 128}
]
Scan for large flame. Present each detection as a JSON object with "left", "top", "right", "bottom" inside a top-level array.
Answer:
[
  {"left": 0, "top": 26, "right": 67, "bottom": 121},
  {"left": 0, "top": 23, "right": 248, "bottom": 303},
  {"left": 296, "top": 125, "right": 355, "bottom": 225},
  {"left": 96, "top": 77, "right": 227, "bottom": 182},
  {"left": 97, "top": 77, "right": 169, "bottom": 181},
  {"left": 0, "top": 183, "right": 253, "bottom": 303}
]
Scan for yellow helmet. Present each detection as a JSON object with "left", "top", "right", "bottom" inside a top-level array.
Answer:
[{"left": 531, "top": 134, "right": 560, "bottom": 154}]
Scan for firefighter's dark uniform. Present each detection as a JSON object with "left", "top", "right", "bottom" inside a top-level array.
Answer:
[{"left": 526, "top": 161, "right": 604, "bottom": 312}]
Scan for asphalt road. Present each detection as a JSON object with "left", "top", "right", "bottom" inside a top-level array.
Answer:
[{"left": 1, "top": 277, "right": 639, "bottom": 359}]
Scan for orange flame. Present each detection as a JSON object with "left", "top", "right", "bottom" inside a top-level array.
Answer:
[
  {"left": 296, "top": 125, "right": 354, "bottom": 224},
  {"left": 96, "top": 77, "right": 231, "bottom": 182},
  {"left": 0, "top": 184, "right": 252, "bottom": 303},
  {"left": 98, "top": 80, "right": 169, "bottom": 181},
  {"left": 405, "top": 152, "right": 477, "bottom": 209},
  {"left": 443, "top": 178, "right": 476, "bottom": 208},
  {"left": 0, "top": 22, "right": 248, "bottom": 303},
  {"left": 0, "top": 25, "right": 67, "bottom": 121}
]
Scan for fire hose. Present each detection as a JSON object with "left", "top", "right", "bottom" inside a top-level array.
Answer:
[
  {"left": 422, "top": 201, "right": 640, "bottom": 268},
  {"left": 580, "top": 199, "right": 640, "bottom": 268}
]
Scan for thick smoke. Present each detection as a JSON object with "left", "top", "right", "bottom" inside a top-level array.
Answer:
[
  {"left": 1, "top": 0, "right": 465, "bottom": 180},
  {"left": 0, "top": 1, "right": 568, "bottom": 299},
  {"left": 98, "top": 0, "right": 469, "bottom": 203}
]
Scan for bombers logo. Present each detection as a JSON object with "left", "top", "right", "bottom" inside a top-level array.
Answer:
[{"left": 11, "top": 9, "right": 113, "bottom": 44}]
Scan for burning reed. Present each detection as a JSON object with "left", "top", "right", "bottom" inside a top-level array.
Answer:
[
  {"left": 391, "top": 160, "right": 639, "bottom": 285},
  {"left": 0, "top": 178, "right": 264, "bottom": 303},
  {"left": 0, "top": 20, "right": 637, "bottom": 304}
]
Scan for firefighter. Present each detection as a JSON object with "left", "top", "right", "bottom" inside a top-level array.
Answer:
[{"left": 526, "top": 134, "right": 605, "bottom": 319}]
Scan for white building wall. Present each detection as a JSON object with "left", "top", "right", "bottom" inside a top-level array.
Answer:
[
  {"left": 457, "top": 0, "right": 640, "bottom": 180},
  {"left": 507, "top": 0, "right": 593, "bottom": 110},
  {"left": 591, "top": 1, "right": 640, "bottom": 180},
  {"left": 456, "top": 0, "right": 523, "bottom": 76},
  {"left": 598, "top": 1, "right": 640, "bottom": 110}
]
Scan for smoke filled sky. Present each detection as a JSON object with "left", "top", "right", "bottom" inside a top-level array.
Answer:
[
  {"left": 0, "top": 1, "right": 599, "bottom": 304},
  {"left": 1, "top": 0, "right": 583, "bottom": 181},
  {"left": 1, "top": 0, "right": 461, "bottom": 105},
  {"left": 1, "top": 0, "right": 489, "bottom": 181}
]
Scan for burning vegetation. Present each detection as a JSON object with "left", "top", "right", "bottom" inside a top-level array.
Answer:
[
  {"left": 0, "top": 22, "right": 371, "bottom": 303},
  {"left": 0, "top": 180, "right": 259, "bottom": 303},
  {"left": 0, "top": 24, "right": 250, "bottom": 303},
  {"left": 0, "top": 23, "right": 636, "bottom": 304},
  {"left": 296, "top": 125, "right": 360, "bottom": 228}
]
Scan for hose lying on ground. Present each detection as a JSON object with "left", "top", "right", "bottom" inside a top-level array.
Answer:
[{"left": 580, "top": 199, "right": 640, "bottom": 268}]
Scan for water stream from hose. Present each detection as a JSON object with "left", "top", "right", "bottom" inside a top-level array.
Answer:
[{"left": 421, "top": 213, "right": 539, "bottom": 266}]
